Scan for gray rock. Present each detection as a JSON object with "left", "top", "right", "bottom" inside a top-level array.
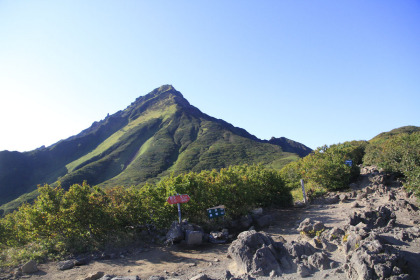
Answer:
[
  {"left": 22, "top": 260, "right": 38, "bottom": 274},
  {"left": 297, "top": 218, "right": 314, "bottom": 232},
  {"left": 224, "top": 270, "right": 233, "bottom": 280},
  {"left": 286, "top": 241, "right": 316, "bottom": 259},
  {"left": 347, "top": 250, "right": 373, "bottom": 280},
  {"left": 228, "top": 230, "right": 278, "bottom": 274},
  {"left": 313, "top": 221, "right": 325, "bottom": 232},
  {"left": 239, "top": 215, "right": 253, "bottom": 229},
  {"left": 356, "top": 192, "right": 367, "bottom": 200},
  {"left": 82, "top": 271, "right": 105, "bottom": 280},
  {"left": 308, "top": 252, "right": 331, "bottom": 270},
  {"left": 374, "top": 264, "right": 392, "bottom": 279},
  {"left": 297, "top": 263, "right": 312, "bottom": 277},
  {"left": 350, "top": 201, "right": 360, "bottom": 208},
  {"left": 365, "top": 186, "right": 374, "bottom": 194},
  {"left": 186, "top": 230, "right": 203, "bottom": 245},
  {"left": 98, "top": 275, "right": 114, "bottom": 280},
  {"left": 339, "top": 194, "right": 348, "bottom": 202},
  {"left": 322, "top": 239, "right": 338, "bottom": 252},
  {"left": 189, "top": 273, "right": 207, "bottom": 280},
  {"left": 345, "top": 232, "right": 363, "bottom": 253},
  {"left": 251, "top": 244, "right": 282, "bottom": 276},
  {"left": 58, "top": 260, "right": 75, "bottom": 270},
  {"left": 251, "top": 208, "right": 263, "bottom": 215},
  {"left": 327, "top": 227, "right": 345, "bottom": 241},
  {"left": 149, "top": 276, "right": 165, "bottom": 280},
  {"left": 326, "top": 195, "right": 340, "bottom": 204},
  {"left": 166, "top": 221, "right": 184, "bottom": 243},
  {"left": 111, "top": 277, "right": 140, "bottom": 280},
  {"left": 255, "top": 214, "right": 273, "bottom": 228},
  {"left": 74, "top": 257, "right": 90, "bottom": 266}
]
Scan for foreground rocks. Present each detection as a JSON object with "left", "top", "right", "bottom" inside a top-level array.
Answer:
[
  {"left": 227, "top": 230, "right": 336, "bottom": 277},
  {"left": 3, "top": 166, "right": 418, "bottom": 280}
]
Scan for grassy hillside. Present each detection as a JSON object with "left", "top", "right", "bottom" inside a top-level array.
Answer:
[{"left": 0, "top": 85, "right": 310, "bottom": 214}]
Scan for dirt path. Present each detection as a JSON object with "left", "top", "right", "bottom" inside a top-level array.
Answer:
[{"left": 6, "top": 167, "right": 420, "bottom": 280}]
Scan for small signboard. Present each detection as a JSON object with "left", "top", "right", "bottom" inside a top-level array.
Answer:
[
  {"left": 345, "top": 160, "right": 353, "bottom": 167},
  {"left": 207, "top": 205, "right": 226, "bottom": 219},
  {"left": 167, "top": 194, "right": 190, "bottom": 205}
]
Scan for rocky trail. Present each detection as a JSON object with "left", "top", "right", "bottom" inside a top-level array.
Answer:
[{"left": 3, "top": 166, "right": 420, "bottom": 280}]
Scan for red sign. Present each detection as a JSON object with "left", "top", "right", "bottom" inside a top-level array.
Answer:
[{"left": 166, "top": 194, "right": 190, "bottom": 205}]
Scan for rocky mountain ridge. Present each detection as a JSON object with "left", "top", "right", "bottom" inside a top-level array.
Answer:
[{"left": 0, "top": 85, "right": 311, "bottom": 212}]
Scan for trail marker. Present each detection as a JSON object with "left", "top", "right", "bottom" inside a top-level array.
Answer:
[
  {"left": 207, "top": 205, "right": 226, "bottom": 219},
  {"left": 167, "top": 194, "right": 190, "bottom": 205},
  {"left": 167, "top": 194, "right": 190, "bottom": 223}
]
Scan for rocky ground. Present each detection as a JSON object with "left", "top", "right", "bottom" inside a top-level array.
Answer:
[{"left": 2, "top": 166, "right": 420, "bottom": 280}]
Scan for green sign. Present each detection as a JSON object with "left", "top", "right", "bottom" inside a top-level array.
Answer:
[{"left": 207, "top": 206, "right": 225, "bottom": 219}]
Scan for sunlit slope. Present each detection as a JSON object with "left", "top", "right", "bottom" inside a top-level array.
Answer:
[{"left": 0, "top": 85, "right": 311, "bottom": 213}]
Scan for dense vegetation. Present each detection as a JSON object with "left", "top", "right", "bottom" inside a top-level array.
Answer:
[
  {"left": 0, "top": 164, "right": 290, "bottom": 267},
  {"left": 280, "top": 141, "right": 366, "bottom": 198},
  {"left": 364, "top": 130, "right": 420, "bottom": 197}
]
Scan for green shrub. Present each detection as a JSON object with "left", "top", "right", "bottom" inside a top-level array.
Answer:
[
  {"left": 281, "top": 142, "right": 365, "bottom": 196},
  {"left": 364, "top": 132, "right": 420, "bottom": 197},
  {"left": 0, "top": 164, "right": 291, "bottom": 267}
]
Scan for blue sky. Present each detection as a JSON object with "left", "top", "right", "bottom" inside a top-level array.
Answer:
[{"left": 0, "top": 1, "right": 419, "bottom": 152}]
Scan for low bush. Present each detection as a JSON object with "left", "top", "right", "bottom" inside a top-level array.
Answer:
[
  {"left": 281, "top": 141, "right": 366, "bottom": 200},
  {"left": 364, "top": 132, "right": 420, "bottom": 197},
  {"left": 0, "top": 164, "right": 291, "bottom": 266}
]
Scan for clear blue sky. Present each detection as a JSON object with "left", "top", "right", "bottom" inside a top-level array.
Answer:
[{"left": 0, "top": 1, "right": 419, "bottom": 152}]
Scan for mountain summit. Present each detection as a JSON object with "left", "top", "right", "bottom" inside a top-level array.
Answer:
[{"left": 0, "top": 85, "right": 311, "bottom": 212}]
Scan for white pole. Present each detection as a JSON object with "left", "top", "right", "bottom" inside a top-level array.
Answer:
[
  {"left": 177, "top": 203, "right": 182, "bottom": 224},
  {"left": 300, "top": 179, "right": 307, "bottom": 204}
]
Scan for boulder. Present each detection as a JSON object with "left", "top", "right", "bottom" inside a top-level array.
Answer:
[
  {"left": 239, "top": 215, "right": 253, "bottom": 229},
  {"left": 22, "top": 260, "right": 38, "bottom": 274},
  {"left": 297, "top": 218, "right": 313, "bottom": 232},
  {"left": 227, "top": 230, "right": 293, "bottom": 276},
  {"left": 251, "top": 208, "right": 263, "bottom": 215},
  {"left": 255, "top": 214, "right": 273, "bottom": 228},
  {"left": 347, "top": 250, "right": 373, "bottom": 280},
  {"left": 286, "top": 241, "right": 316, "bottom": 259},
  {"left": 327, "top": 227, "right": 345, "bottom": 241},
  {"left": 312, "top": 221, "right": 325, "bottom": 232},
  {"left": 58, "top": 260, "right": 75, "bottom": 270},
  {"left": 82, "top": 271, "right": 105, "bottom": 280},
  {"left": 186, "top": 230, "right": 203, "bottom": 245},
  {"left": 326, "top": 195, "right": 340, "bottom": 204},
  {"left": 297, "top": 263, "right": 312, "bottom": 277},
  {"left": 189, "top": 273, "right": 207, "bottom": 280},
  {"left": 251, "top": 244, "right": 283, "bottom": 276},
  {"left": 308, "top": 252, "right": 332, "bottom": 270},
  {"left": 227, "top": 230, "right": 275, "bottom": 273},
  {"left": 166, "top": 221, "right": 184, "bottom": 243}
]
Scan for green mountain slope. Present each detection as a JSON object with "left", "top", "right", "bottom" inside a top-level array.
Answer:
[
  {"left": 370, "top": 126, "right": 420, "bottom": 142},
  {"left": 0, "top": 85, "right": 311, "bottom": 213}
]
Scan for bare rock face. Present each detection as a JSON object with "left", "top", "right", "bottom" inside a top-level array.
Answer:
[
  {"left": 227, "top": 230, "right": 286, "bottom": 276},
  {"left": 227, "top": 230, "right": 335, "bottom": 277}
]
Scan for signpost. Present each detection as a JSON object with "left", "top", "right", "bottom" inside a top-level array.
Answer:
[
  {"left": 207, "top": 205, "right": 226, "bottom": 219},
  {"left": 167, "top": 194, "right": 190, "bottom": 223},
  {"left": 345, "top": 160, "right": 353, "bottom": 167}
]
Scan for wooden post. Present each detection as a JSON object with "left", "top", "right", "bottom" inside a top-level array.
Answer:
[{"left": 300, "top": 179, "right": 307, "bottom": 204}]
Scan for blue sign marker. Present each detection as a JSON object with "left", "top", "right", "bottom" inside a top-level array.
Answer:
[{"left": 345, "top": 160, "right": 353, "bottom": 167}]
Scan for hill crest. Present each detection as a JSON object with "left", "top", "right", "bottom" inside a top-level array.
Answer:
[{"left": 0, "top": 85, "right": 311, "bottom": 212}]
